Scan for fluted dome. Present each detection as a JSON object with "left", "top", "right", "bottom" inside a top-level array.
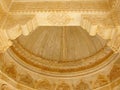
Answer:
[
  {"left": 17, "top": 26, "right": 106, "bottom": 61},
  {"left": 10, "top": 26, "right": 112, "bottom": 76}
]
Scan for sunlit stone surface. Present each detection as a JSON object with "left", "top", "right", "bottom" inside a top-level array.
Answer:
[{"left": 0, "top": 0, "right": 120, "bottom": 90}]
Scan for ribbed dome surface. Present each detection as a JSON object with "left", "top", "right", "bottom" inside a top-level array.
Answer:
[{"left": 17, "top": 26, "right": 106, "bottom": 61}]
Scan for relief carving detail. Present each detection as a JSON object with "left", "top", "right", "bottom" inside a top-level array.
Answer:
[
  {"left": 75, "top": 80, "right": 91, "bottom": 90},
  {"left": 47, "top": 12, "right": 72, "bottom": 25},
  {"left": 56, "top": 82, "right": 71, "bottom": 90}
]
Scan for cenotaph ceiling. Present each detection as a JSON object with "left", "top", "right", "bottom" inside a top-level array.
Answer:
[{"left": 0, "top": 0, "right": 120, "bottom": 90}]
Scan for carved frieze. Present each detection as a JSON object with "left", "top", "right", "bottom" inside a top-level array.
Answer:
[
  {"left": 75, "top": 81, "right": 91, "bottom": 90},
  {"left": 93, "top": 74, "right": 109, "bottom": 89},
  {"left": 109, "top": 64, "right": 120, "bottom": 81},
  {"left": 47, "top": 12, "right": 72, "bottom": 26},
  {"left": 2, "top": 62, "right": 17, "bottom": 80},
  {"left": 56, "top": 82, "right": 71, "bottom": 90},
  {"left": 18, "top": 73, "right": 34, "bottom": 88},
  {"left": 35, "top": 80, "right": 52, "bottom": 90},
  {"left": 0, "top": 51, "right": 119, "bottom": 90}
]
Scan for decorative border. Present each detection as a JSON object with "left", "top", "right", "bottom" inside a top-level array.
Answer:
[{"left": 10, "top": 40, "right": 113, "bottom": 75}]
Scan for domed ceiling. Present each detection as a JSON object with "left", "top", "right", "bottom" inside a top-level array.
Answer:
[
  {"left": 9, "top": 26, "right": 113, "bottom": 77},
  {"left": 17, "top": 26, "right": 106, "bottom": 61},
  {"left": 1, "top": 0, "right": 120, "bottom": 90}
]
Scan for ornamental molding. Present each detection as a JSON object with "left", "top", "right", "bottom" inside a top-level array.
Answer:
[
  {"left": 9, "top": 0, "right": 109, "bottom": 12},
  {"left": 47, "top": 12, "right": 72, "bottom": 26},
  {"left": 9, "top": 41, "right": 114, "bottom": 76},
  {"left": 0, "top": 54, "right": 120, "bottom": 90}
]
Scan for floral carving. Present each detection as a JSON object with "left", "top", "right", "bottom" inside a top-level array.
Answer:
[
  {"left": 18, "top": 73, "right": 34, "bottom": 87},
  {"left": 35, "top": 80, "right": 52, "bottom": 90},
  {"left": 1, "top": 84, "right": 8, "bottom": 90},
  {"left": 109, "top": 64, "right": 120, "bottom": 81},
  {"left": 110, "top": 35, "right": 120, "bottom": 53},
  {"left": 75, "top": 81, "right": 91, "bottom": 90},
  {"left": 93, "top": 74, "right": 108, "bottom": 89},
  {"left": 56, "top": 82, "right": 71, "bottom": 90},
  {"left": 3, "top": 62, "right": 17, "bottom": 80},
  {"left": 47, "top": 12, "right": 71, "bottom": 25}
]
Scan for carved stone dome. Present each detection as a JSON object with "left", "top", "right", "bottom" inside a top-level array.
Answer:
[
  {"left": 17, "top": 26, "right": 106, "bottom": 61},
  {"left": 9, "top": 26, "right": 113, "bottom": 77},
  {"left": 1, "top": 0, "right": 120, "bottom": 89}
]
